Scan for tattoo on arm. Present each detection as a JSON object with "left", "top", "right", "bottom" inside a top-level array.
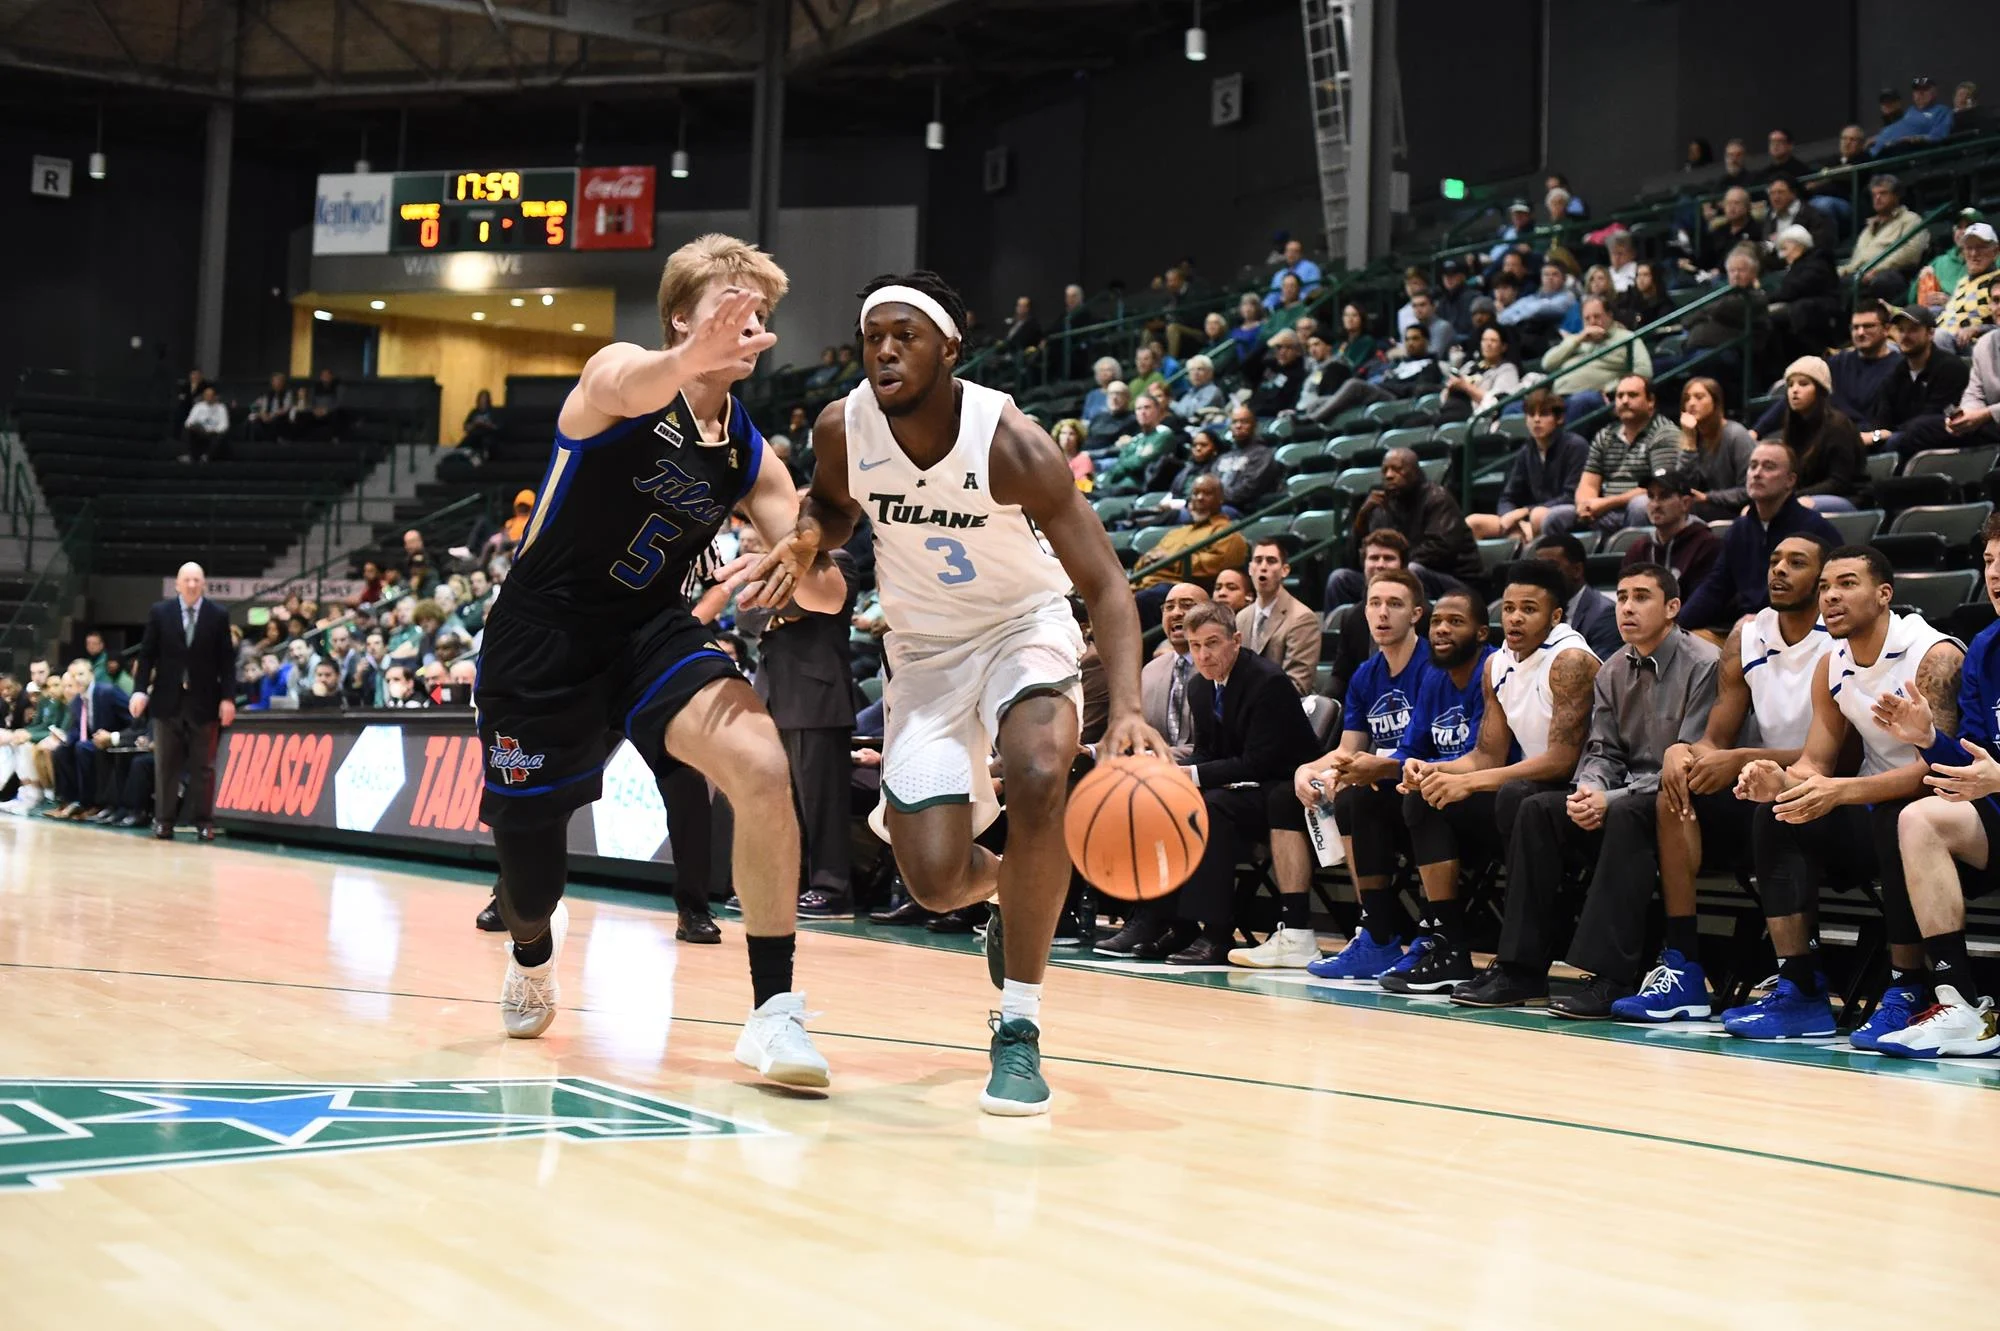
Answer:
[
  {"left": 1916, "top": 642, "right": 1965, "bottom": 738},
  {"left": 1546, "top": 650, "right": 1598, "bottom": 750}
]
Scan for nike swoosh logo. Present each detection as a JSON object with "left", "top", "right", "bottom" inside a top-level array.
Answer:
[{"left": 858, "top": 457, "right": 891, "bottom": 471}]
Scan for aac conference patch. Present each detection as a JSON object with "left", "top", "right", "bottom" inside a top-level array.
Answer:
[{"left": 0, "top": 1077, "right": 773, "bottom": 1190}]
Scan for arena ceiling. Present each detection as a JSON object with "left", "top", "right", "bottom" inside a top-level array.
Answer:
[{"left": 0, "top": 0, "right": 1232, "bottom": 122}]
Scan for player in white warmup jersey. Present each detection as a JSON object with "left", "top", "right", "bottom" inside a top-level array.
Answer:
[{"left": 754, "top": 272, "right": 1166, "bottom": 1116}]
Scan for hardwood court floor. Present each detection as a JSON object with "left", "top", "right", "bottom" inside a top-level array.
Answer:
[{"left": 3, "top": 818, "right": 1998, "bottom": 1331}]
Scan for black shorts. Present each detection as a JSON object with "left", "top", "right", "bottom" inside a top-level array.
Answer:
[
  {"left": 1967, "top": 798, "right": 2000, "bottom": 899},
  {"left": 475, "top": 587, "right": 745, "bottom": 826}
]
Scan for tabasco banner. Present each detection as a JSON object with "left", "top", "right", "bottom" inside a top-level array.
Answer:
[{"left": 212, "top": 714, "right": 675, "bottom": 868}]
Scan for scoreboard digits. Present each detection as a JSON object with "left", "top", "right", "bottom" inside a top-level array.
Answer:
[{"left": 391, "top": 168, "right": 575, "bottom": 252}]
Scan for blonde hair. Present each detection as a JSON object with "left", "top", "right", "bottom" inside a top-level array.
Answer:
[
  {"left": 1052, "top": 418, "right": 1086, "bottom": 450},
  {"left": 656, "top": 234, "right": 790, "bottom": 347}
]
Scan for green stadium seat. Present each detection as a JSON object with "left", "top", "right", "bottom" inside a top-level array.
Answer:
[
  {"left": 1906, "top": 446, "right": 2000, "bottom": 489},
  {"left": 1241, "top": 515, "right": 1294, "bottom": 546},
  {"left": 1286, "top": 472, "right": 1339, "bottom": 500},
  {"left": 1291, "top": 509, "right": 1342, "bottom": 545},
  {"left": 1865, "top": 452, "right": 1899, "bottom": 483},
  {"left": 1822, "top": 509, "right": 1884, "bottom": 544},
  {"left": 1476, "top": 537, "right": 1518, "bottom": 575},
  {"left": 1892, "top": 569, "right": 1980, "bottom": 619},
  {"left": 1886, "top": 502, "right": 1993, "bottom": 548},
  {"left": 1132, "top": 524, "right": 1171, "bottom": 554},
  {"left": 1092, "top": 495, "right": 1134, "bottom": 524},
  {"left": 1376, "top": 426, "right": 1433, "bottom": 453},
  {"left": 1273, "top": 442, "right": 1320, "bottom": 471}
]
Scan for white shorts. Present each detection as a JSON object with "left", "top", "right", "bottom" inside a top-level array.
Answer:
[{"left": 874, "top": 600, "right": 1084, "bottom": 837}]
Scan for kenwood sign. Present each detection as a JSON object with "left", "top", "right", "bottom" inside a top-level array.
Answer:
[{"left": 312, "top": 173, "right": 393, "bottom": 255}]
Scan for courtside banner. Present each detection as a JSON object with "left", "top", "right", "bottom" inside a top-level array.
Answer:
[{"left": 212, "top": 713, "right": 675, "bottom": 868}]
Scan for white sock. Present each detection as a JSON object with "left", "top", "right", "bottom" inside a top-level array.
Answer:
[{"left": 1001, "top": 979, "right": 1042, "bottom": 1026}]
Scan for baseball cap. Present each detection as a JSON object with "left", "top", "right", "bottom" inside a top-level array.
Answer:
[
  {"left": 1957, "top": 207, "right": 1987, "bottom": 225},
  {"left": 1912, "top": 75, "right": 1935, "bottom": 90},
  {"left": 1888, "top": 305, "right": 1937, "bottom": 328},
  {"left": 1966, "top": 222, "right": 1999, "bottom": 245},
  {"left": 1440, "top": 258, "right": 1465, "bottom": 275},
  {"left": 1507, "top": 199, "right": 1532, "bottom": 214},
  {"left": 1878, "top": 87, "right": 1900, "bottom": 101},
  {"left": 1645, "top": 467, "right": 1696, "bottom": 496}
]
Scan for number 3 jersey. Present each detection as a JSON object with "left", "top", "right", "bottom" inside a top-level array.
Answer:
[
  {"left": 844, "top": 378, "right": 1072, "bottom": 638},
  {"left": 505, "top": 390, "right": 761, "bottom": 616}
]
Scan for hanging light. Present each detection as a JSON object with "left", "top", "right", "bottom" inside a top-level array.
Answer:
[
  {"left": 671, "top": 115, "right": 690, "bottom": 179},
  {"left": 925, "top": 82, "right": 945, "bottom": 151},
  {"left": 354, "top": 129, "right": 370, "bottom": 174},
  {"left": 1185, "top": 0, "right": 1206, "bottom": 60},
  {"left": 88, "top": 106, "right": 106, "bottom": 179}
]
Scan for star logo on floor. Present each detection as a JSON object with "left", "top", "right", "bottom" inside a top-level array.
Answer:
[{"left": 0, "top": 1077, "right": 776, "bottom": 1191}]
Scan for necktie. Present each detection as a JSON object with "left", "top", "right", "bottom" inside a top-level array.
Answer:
[
  {"left": 1167, "top": 655, "right": 1190, "bottom": 746},
  {"left": 1212, "top": 680, "right": 1226, "bottom": 722},
  {"left": 183, "top": 602, "right": 196, "bottom": 641}
]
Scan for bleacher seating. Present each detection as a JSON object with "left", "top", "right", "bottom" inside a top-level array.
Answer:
[{"left": 10, "top": 378, "right": 434, "bottom": 576}]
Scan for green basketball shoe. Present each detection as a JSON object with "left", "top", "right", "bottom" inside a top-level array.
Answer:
[{"left": 980, "top": 1014, "right": 1051, "bottom": 1116}]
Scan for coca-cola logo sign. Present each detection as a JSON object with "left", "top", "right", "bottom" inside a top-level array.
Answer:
[
  {"left": 575, "top": 166, "right": 657, "bottom": 250},
  {"left": 584, "top": 173, "right": 649, "bottom": 200}
]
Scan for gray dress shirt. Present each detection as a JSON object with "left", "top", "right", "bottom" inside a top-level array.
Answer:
[{"left": 1574, "top": 628, "right": 1720, "bottom": 806}]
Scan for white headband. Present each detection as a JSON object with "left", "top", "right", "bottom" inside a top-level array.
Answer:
[{"left": 859, "top": 285, "right": 961, "bottom": 342}]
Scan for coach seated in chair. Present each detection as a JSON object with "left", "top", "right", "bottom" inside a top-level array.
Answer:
[
  {"left": 82, "top": 715, "right": 156, "bottom": 828},
  {"left": 48, "top": 660, "right": 131, "bottom": 821},
  {"left": 1091, "top": 603, "right": 1320, "bottom": 964}
]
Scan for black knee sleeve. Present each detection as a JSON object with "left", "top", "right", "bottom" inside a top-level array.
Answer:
[
  {"left": 1871, "top": 798, "right": 1923, "bottom": 947},
  {"left": 1750, "top": 803, "right": 1815, "bottom": 919},
  {"left": 493, "top": 811, "right": 572, "bottom": 938}
]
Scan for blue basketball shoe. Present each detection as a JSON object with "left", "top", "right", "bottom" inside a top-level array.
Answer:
[
  {"left": 1720, "top": 978, "right": 1835, "bottom": 1040},
  {"left": 1848, "top": 983, "right": 1922, "bottom": 1052},
  {"left": 1609, "top": 949, "right": 1712, "bottom": 1022},
  {"left": 1306, "top": 928, "right": 1404, "bottom": 980}
]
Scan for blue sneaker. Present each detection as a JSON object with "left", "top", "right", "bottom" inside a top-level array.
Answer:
[
  {"left": 1610, "top": 950, "right": 1713, "bottom": 1022},
  {"left": 1306, "top": 929, "right": 1404, "bottom": 980},
  {"left": 1379, "top": 933, "right": 1436, "bottom": 980},
  {"left": 1848, "top": 984, "right": 1922, "bottom": 1052},
  {"left": 1720, "top": 978, "right": 1836, "bottom": 1040}
]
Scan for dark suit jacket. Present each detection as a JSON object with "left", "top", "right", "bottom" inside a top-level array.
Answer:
[
  {"left": 754, "top": 551, "right": 860, "bottom": 731},
  {"left": 68, "top": 682, "right": 132, "bottom": 746},
  {"left": 133, "top": 591, "right": 232, "bottom": 715},
  {"left": 1187, "top": 648, "right": 1321, "bottom": 788},
  {"left": 133, "top": 596, "right": 235, "bottom": 722}
]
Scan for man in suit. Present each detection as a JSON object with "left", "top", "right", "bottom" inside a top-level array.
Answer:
[
  {"left": 1140, "top": 583, "right": 1208, "bottom": 762},
  {"left": 1531, "top": 533, "right": 1619, "bottom": 658},
  {"left": 1238, "top": 537, "right": 1321, "bottom": 695},
  {"left": 755, "top": 547, "right": 862, "bottom": 918},
  {"left": 130, "top": 561, "right": 236, "bottom": 841},
  {"left": 1094, "top": 602, "right": 1321, "bottom": 965},
  {"left": 50, "top": 660, "right": 131, "bottom": 820}
]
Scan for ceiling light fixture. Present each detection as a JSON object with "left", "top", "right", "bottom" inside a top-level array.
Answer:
[
  {"left": 1186, "top": 0, "right": 1207, "bottom": 61},
  {"left": 925, "top": 82, "right": 944, "bottom": 151}
]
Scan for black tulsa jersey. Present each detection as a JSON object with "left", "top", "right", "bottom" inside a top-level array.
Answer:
[{"left": 505, "top": 391, "right": 764, "bottom": 617}]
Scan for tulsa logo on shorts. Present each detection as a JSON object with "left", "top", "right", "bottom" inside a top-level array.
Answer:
[{"left": 489, "top": 735, "right": 547, "bottom": 785}]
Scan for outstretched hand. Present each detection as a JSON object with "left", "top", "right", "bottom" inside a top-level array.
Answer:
[
  {"left": 678, "top": 288, "right": 778, "bottom": 378},
  {"left": 1871, "top": 681, "right": 1936, "bottom": 748}
]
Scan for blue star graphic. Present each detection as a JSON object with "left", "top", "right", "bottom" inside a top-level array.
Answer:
[{"left": 86, "top": 1091, "right": 533, "bottom": 1145}]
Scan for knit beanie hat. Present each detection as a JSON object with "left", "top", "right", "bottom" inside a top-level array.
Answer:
[{"left": 1784, "top": 355, "right": 1832, "bottom": 396}]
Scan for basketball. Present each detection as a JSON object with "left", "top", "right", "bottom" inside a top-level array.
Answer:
[{"left": 1064, "top": 754, "right": 1208, "bottom": 901}]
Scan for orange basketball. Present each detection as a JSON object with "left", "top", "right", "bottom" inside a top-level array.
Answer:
[{"left": 1064, "top": 754, "right": 1209, "bottom": 901}]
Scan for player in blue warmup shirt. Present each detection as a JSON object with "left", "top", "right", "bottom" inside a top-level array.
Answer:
[{"left": 1293, "top": 568, "right": 1437, "bottom": 979}]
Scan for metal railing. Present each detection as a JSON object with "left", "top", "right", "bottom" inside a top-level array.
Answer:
[{"left": 237, "top": 489, "right": 496, "bottom": 608}]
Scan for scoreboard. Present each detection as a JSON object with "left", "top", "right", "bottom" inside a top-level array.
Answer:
[{"left": 392, "top": 168, "right": 577, "bottom": 252}]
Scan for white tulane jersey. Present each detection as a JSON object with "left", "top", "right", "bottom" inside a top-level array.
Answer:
[
  {"left": 1488, "top": 622, "right": 1595, "bottom": 760},
  {"left": 1740, "top": 608, "right": 1833, "bottom": 750},
  {"left": 1829, "top": 612, "right": 1960, "bottom": 776},
  {"left": 845, "top": 378, "right": 1072, "bottom": 638}
]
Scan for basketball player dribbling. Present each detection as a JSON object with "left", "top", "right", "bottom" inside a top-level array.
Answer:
[
  {"left": 476, "top": 234, "right": 848, "bottom": 1087},
  {"left": 754, "top": 272, "right": 1168, "bottom": 1116}
]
